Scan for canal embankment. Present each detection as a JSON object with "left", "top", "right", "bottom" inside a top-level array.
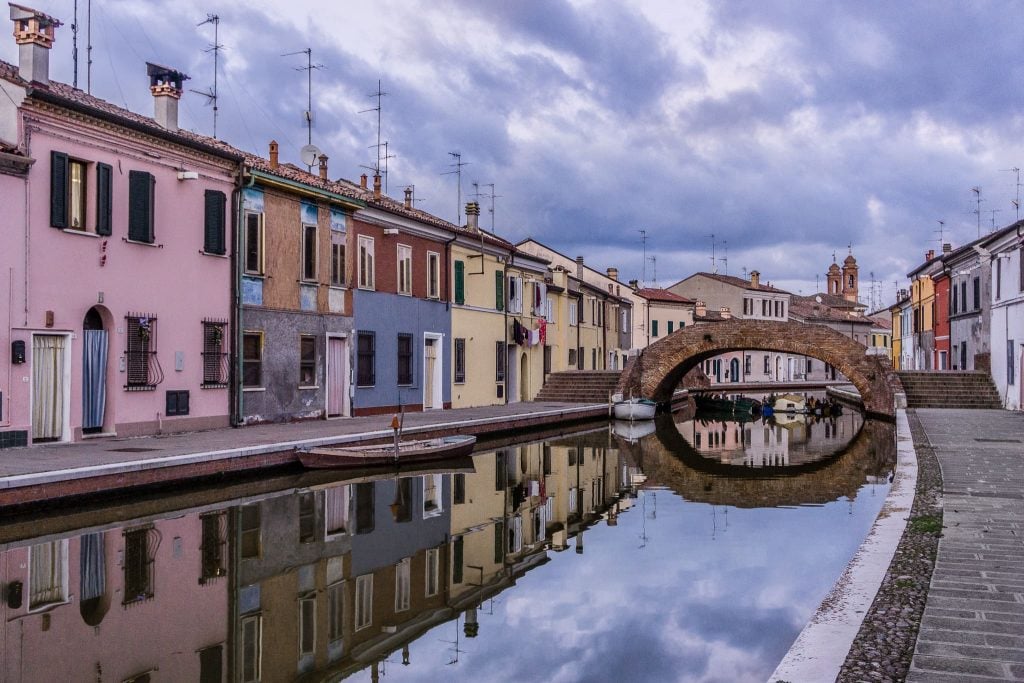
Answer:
[{"left": 0, "top": 401, "right": 612, "bottom": 509}]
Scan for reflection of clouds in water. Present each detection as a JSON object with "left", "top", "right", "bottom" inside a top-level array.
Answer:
[{"left": 363, "top": 482, "right": 887, "bottom": 683}]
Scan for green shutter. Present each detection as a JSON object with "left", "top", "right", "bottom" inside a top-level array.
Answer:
[
  {"left": 495, "top": 270, "right": 504, "bottom": 310},
  {"left": 50, "top": 151, "right": 68, "bottom": 228},
  {"left": 204, "top": 190, "right": 226, "bottom": 254},
  {"left": 128, "top": 170, "right": 154, "bottom": 243},
  {"left": 95, "top": 163, "right": 113, "bottom": 236},
  {"left": 652, "top": 320, "right": 658, "bottom": 337},
  {"left": 454, "top": 260, "right": 465, "bottom": 305}
]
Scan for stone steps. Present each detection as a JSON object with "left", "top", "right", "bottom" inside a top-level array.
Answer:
[
  {"left": 535, "top": 371, "right": 622, "bottom": 403},
  {"left": 897, "top": 371, "right": 1003, "bottom": 409}
]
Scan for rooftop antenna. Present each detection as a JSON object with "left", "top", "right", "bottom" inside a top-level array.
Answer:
[
  {"left": 86, "top": 0, "right": 92, "bottom": 93},
  {"left": 358, "top": 80, "right": 388, "bottom": 174},
  {"left": 192, "top": 14, "right": 222, "bottom": 138},
  {"left": 934, "top": 219, "right": 945, "bottom": 251},
  {"left": 815, "top": 273, "right": 819, "bottom": 292},
  {"left": 442, "top": 152, "right": 469, "bottom": 224},
  {"left": 708, "top": 234, "right": 717, "bottom": 274},
  {"left": 648, "top": 255, "right": 657, "bottom": 287},
  {"left": 971, "top": 186, "right": 983, "bottom": 238},
  {"left": 368, "top": 140, "right": 396, "bottom": 193},
  {"left": 718, "top": 240, "right": 728, "bottom": 275},
  {"left": 282, "top": 48, "right": 325, "bottom": 155},
  {"left": 484, "top": 183, "right": 500, "bottom": 232},
  {"left": 71, "top": 1, "right": 79, "bottom": 88},
  {"left": 1002, "top": 167, "right": 1021, "bottom": 221},
  {"left": 639, "top": 229, "right": 647, "bottom": 284},
  {"left": 990, "top": 208, "right": 1000, "bottom": 231}
]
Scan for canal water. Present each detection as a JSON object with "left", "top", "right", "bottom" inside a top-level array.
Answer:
[{"left": 0, "top": 405, "right": 895, "bottom": 683}]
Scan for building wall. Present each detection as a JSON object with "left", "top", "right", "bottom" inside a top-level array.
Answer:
[
  {"left": 0, "top": 166, "right": 27, "bottom": 447},
  {"left": 450, "top": 245, "right": 506, "bottom": 408},
  {"left": 988, "top": 241, "right": 1024, "bottom": 409},
  {"left": 933, "top": 277, "right": 951, "bottom": 369}
]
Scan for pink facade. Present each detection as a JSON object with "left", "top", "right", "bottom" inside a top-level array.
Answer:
[{"left": 1, "top": 34, "right": 240, "bottom": 444}]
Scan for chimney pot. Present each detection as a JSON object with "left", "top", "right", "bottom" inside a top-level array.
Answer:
[
  {"left": 360, "top": 174, "right": 368, "bottom": 190},
  {"left": 926, "top": 249, "right": 935, "bottom": 261},
  {"left": 695, "top": 300, "right": 707, "bottom": 317},
  {"left": 575, "top": 256, "right": 584, "bottom": 277},
  {"left": 146, "top": 62, "right": 189, "bottom": 132},
  {"left": 10, "top": 4, "right": 61, "bottom": 85},
  {"left": 720, "top": 306, "right": 731, "bottom": 320},
  {"left": 373, "top": 173, "right": 382, "bottom": 199},
  {"left": 465, "top": 201, "right": 480, "bottom": 230},
  {"left": 404, "top": 187, "right": 413, "bottom": 209},
  {"left": 628, "top": 279, "right": 639, "bottom": 291},
  {"left": 268, "top": 140, "right": 279, "bottom": 169},
  {"left": 318, "top": 154, "right": 328, "bottom": 180},
  {"left": 606, "top": 267, "right": 619, "bottom": 281},
  {"left": 750, "top": 270, "right": 760, "bottom": 288},
  {"left": 942, "top": 242, "right": 952, "bottom": 255}
]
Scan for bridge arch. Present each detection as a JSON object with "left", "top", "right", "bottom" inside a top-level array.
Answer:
[{"left": 617, "top": 320, "right": 900, "bottom": 418}]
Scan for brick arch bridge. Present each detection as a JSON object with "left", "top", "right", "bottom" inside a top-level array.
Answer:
[{"left": 617, "top": 319, "right": 900, "bottom": 418}]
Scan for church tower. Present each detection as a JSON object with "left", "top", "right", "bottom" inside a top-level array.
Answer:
[
  {"left": 841, "top": 252, "right": 859, "bottom": 302},
  {"left": 826, "top": 261, "right": 841, "bottom": 296}
]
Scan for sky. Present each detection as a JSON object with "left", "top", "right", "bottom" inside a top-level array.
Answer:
[{"left": 4, "top": 0, "right": 1024, "bottom": 309}]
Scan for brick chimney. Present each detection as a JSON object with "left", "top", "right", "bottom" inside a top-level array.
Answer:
[
  {"left": 360, "top": 173, "right": 368, "bottom": 190},
  {"left": 628, "top": 279, "right": 638, "bottom": 290},
  {"left": 404, "top": 187, "right": 413, "bottom": 209},
  {"left": 465, "top": 201, "right": 480, "bottom": 230},
  {"left": 9, "top": 4, "right": 60, "bottom": 86},
  {"left": 268, "top": 140, "right": 279, "bottom": 169},
  {"left": 607, "top": 267, "right": 619, "bottom": 281},
  {"left": 318, "top": 154, "right": 328, "bottom": 180},
  {"left": 750, "top": 270, "right": 760, "bottom": 288},
  {"left": 146, "top": 62, "right": 189, "bottom": 132},
  {"left": 720, "top": 306, "right": 731, "bottom": 320},
  {"left": 925, "top": 249, "right": 935, "bottom": 261},
  {"left": 373, "top": 173, "right": 381, "bottom": 199},
  {"left": 695, "top": 300, "right": 706, "bottom": 317}
]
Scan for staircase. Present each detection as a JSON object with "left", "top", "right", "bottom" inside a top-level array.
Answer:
[
  {"left": 897, "top": 371, "right": 1003, "bottom": 409},
  {"left": 534, "top": 371, "right": 622, "bottom": 403}
]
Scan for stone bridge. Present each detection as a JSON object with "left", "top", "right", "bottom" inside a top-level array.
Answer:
[{"left": 617, "top": 319, "right": 900, "bottom": 418}]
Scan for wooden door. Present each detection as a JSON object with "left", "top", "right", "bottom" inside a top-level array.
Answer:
[{"left": 327, "top": 337, "right": 347, "bottom": 417}]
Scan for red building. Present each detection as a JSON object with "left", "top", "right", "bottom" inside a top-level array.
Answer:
[{"left": 932, "top": 271, "right": 951, "bottom": 370}]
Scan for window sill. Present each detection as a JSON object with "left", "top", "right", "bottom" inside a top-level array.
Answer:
[
  {"left": 299, "top": 385, "right": 319, "bottom": 390},
  {"left": 300, "top": 279, "right": 319, "bottom": 286},
  {"left": 398, "top": 291, "right": 413, "bottom": 297},
  {"left": 356, "top": 384, "right": 375, "bottom": 389},
  {"left": 357, "top": 286, "right": 376, "bottom": 292},
  {"left": 123, "top": 237, "right": 162, "bottom": 248},
  {"left": 200, "top": 250, "right": 229, "bottom": 258},
  {"left": 201, "top": 383, "right": 229, "bottom": 389},
  {"left": 243, "top": 272, "right": 265, "bottom": 279},
  {"left": 61, "top": 228, "right": 101, "bottom": 238},
  {"left": 242, "top": 387, "right": 266, "bottom": 393},
  {"left": 124, "top": 385, "right": 157, "bottom": 392}
]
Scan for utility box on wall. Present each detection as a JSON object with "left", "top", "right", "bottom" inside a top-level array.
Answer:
[{"left": 11, "top": 340, "right": 26, "bottom": 364}]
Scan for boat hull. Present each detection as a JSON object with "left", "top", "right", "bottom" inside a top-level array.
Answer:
[
  {"left": 298, "top": 435, "right": 477, "bottom": 469},
  {"left": 613, "top": 399, "right": 657, "bottom": 421}
]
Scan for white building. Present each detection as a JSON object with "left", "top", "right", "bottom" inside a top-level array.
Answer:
[{"left": 981, "top": 227, "right": 1024, "bottom": 409}]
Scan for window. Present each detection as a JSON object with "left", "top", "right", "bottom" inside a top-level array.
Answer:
[
  {"left": 395, "top": 557, "right": 411, "bottom": 612},
  {"left": 806, "top": 358, "right": 813, "bottom": 373},
  {"left": 325, "top": 485, "right": 350, "bottom": 537},
  {"left": 952, "top": 285, "right": 958, "bottom": 314},
  {"left": 651, "top": 320, "right": 659, "bottom": 337},
  {"left": 357, "top": 332, "right": 376, "bottom": 386},
  {"left": 508, "top": 276, "right": 524, "bottom": 313},
  {"left": 744, "top": 355, "right": 751, "bottom": 375},
  {"left": 423, "top": 474, "right": 443, "bottom": 518},
  {"left": 454, "top": 260, "right": 465, "bottom": 304},
  {"left": 568, "top": 348, "right": 577, "bottom": 366},
  {"left": 200, "top": 512, "right": 227, "bottom": 581},
  {"left": 355, "top": 574, "right": 373, "bottom": 630},
  {"left": 667, "top": 321, "right": 674, "bottom": 334},
  {"left": 453, "top": 473, "right": 466, "bottom": 504},
  {"left": 397, "top": 333, "right": 413, "bottom": 385},
  {"left": 165, "top": 390, "right": 189, "bottom": 416},
  {"left": 125, "top": 315, "right": 162, "bottom": 389},
  {"left": 202, "top": 321, "right": 228, "bottom": 387},
  {"left": 428, "top": 251, "right": 440, "bottom": 299},
  {"left": 495, "top": 270, "right": 504, "bottom": 310},
  {"left": 355, "top": 482, "right": 375, "bottom": 534},
  {"left": 425, "top": 548, "right": 440, "bottom": 597},
  {"left": 240, "top": 504, "right": 261, "bottom": 559},
  {"left": 242, "top": 332, "right": 263, "bottom": 387},
  {"left": 996, "top": 258, "right": 1003, "bottom": 300},
  {"left": 331, "top": 237, "right": 346, "bottom": 286},
  {"left": 244, "top": 212, "right": 264, "bottom": 275},
  {"left": 961, "top": 281, "right": 967, "bottom": 313},
  {"left": 761, "top": 300, "right": 768, "bottom": 316},
  {"left": 775, "top": 300, "right": 782, "bottom": 317},
  {"left": 198, "top": 645, "right": 223, "bottom": 683},
  {"left": 204, "top": 190, "right": 227, "bottom": 255},
  {"left": 763, "top": 355, "right": 770, "bottom": 373},
  {"left": 454, "top": 338, "right": 466, "bottom": 383},
  {"left": 453, "top": 535, "right": 464, "bottom": 584},
  {"left": 358, "top": 235, "right": 375, "bottom": 289},
  {"left": 123, "top": 526, "right": 156, "bottom": 604},
  {"left": 569, "top": 301, "right": 578, "bottom": 325},
  {"left": 496, "top": 342, "right": 506, "bottom": 382},
  {"left": 128, "top": 170, "right": 155, "bottom": 243},
  {"left": 327, "top": 582, "right": 344, "bottom": 643},
  {"left": 298, "top": 491, "right": 316, "bottom": 543},
  {"left": 240, "top": 614, "right": 262, "bottom": 683},
  {"left": 28, "top": 540, "right": 66, "bottom": 610},
  {"left": 1009, "top": 340, "right": 1016, "bottom": 386},
  {"left": 397, "top": 244, "right": 412, "bottom": 295},
  {"left": 68, "top": 158, "right": 87, "bottom": 229},
  {"left": 299, "top": 335, "right": 317, "bottom": 386},
  {"left": 577, "top": 347, "right": 584, "bottom": 369},
  {"left": 973, "top": 276, "right": 980, "bottom": 310},
  {"left": 302, "top": 223, "right": 317, "bottom": 281},
  {"left": 299, "top": 596, "right": 316, "bottom": 655}
]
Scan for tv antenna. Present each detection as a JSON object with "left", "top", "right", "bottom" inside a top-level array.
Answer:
[
  {"left": 708, "top": 234, "right": 717, "bottom": 273},
  {"left": 990, "top": 208, "right": 1000, "bottom": 231},
  {"left": 1002, "top": 167, "right": 1021, "bottom": 221},
  {"left": 85, "top": 0, "right": 93, "bottom": 92},
  {"left": 484, "top": 183, "right": 500, "bottom": 232},
  {"left": 72, "top": 1, "right": 79, "bottom": 88},
  {"left": 639, "top": 230, "right": 647, "bottom": 284},
  {"left": 368, "top": 140, "right": 396, "bottom": 193},
  {"left": 648, "top": 255, "right": 658, "bottom": 287},
  {"left": 358, "top": 80, "right": 388, "bottom": 174},
  {"left": 971, "top": 186, "right": 983, "bottom": 238},
  {"left": 934, "top": 220, "right": 945, "bottom": 251},
  {"left": 192, "top": 14, "right": 222, "bottom": 138},
  {"left": 282, "top": 48, "right": 325, "bottom": 151},
  {"left": 442, "top": 152, "right": 469, "bottom": 224},
  {"left": 718, "top": 240, "right": 728, "bottom": 275}
]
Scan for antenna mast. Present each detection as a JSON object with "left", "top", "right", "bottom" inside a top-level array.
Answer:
[
  {"left": 971, "top": 186, "right": 983, "bottom": 238},
  {"left": 934, "top": 220, "right": 945, "bottom": 251},
  {"left": 86, "top": 0, "right": 92, "bottom": 93},
  {"left": 282, "top": 48, "right": 325, "bottom": 149},
  {"left": 1002, "top": 167, "right": 1021, "bottom": 221},
  {"left": 442, "top": 152, "right": 469, "bottom": 224},
  {"left": 718, "top": 240, "right": 728, "bottom": 275},
  {"left": 359, "top": 80, "right": 388, "bottom": 174},
  {"left": 72, "top": 1, "right": 78, "bottom": 88},
  {"left": 708, "top": 234, "right": 716, "bottom": 274},
  {"left": 193, "top": 14, "right": 222, "bottom": 138},
  {"left": 639, "top": 229, "right": 647, "bottom": 284},
  {"left": 648, "top": 255, "right": 657, "bottom": 287},
  {"left": 484, "top": 183, "right": 500, "bottom": 232}
]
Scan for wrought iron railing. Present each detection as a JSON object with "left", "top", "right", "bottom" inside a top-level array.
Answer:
[{"left": 201, "top": 351, "right": 230, "bottom": 388}]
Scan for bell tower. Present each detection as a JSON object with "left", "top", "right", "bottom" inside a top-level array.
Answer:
[{"left": 841, "top": 251, "right": 859, "bottom": 302}]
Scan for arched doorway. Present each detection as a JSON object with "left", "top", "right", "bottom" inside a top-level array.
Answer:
[
  {"left": 775, "top": 355, "right": 783, "bottom": 381},
  {"left": 729, "top": 358, "right": 740, "bottom": 383},
  {"left": 82, "top": 307, "right": 108, "bottom": 434},
  {"left": 519, "top": 353, "right": 529, "bottom": 402}
]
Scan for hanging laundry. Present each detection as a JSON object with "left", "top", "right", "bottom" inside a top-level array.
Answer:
[
  {"left": 529, "top": 328, "right": 540, "bottom": 346},
  {"left": 538, "top": 319, "right": 547, "bottom": 345}
]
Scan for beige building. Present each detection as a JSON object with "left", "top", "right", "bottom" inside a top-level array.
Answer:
[{"left": 634, "top": 287, "right": 696, "bottom": 346}]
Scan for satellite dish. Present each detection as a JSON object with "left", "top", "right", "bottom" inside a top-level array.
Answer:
[
  {"left": 300, "top": 144, "right": 322, "bottom": 167},
  {"left": 815, "top": 295, "right": 823, "bottom": 303}
]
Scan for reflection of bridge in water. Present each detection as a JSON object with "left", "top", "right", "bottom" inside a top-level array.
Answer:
[{"left": 614, "top": 414, "right": 895, "bottom": 508}]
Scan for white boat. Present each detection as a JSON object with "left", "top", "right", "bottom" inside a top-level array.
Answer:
[
  {"left": 772, "top": 393, "right": 807, "bottom": 413},
  {"left": 612, "top": 419, "right": 656, "bottom": 441},
  {"left": 613, "top": 398, "right": 657, "bottom": 421}
]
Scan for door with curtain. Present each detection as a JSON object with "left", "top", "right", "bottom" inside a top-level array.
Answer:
[
  {"left": 423, "top": 338, "right": 437, "bottom": 409},
  {"left": 32, "top": 335, "right": 66, "bottom": 442},
  {"left": 82, "top": 330, "right": 108, "bottom": 432},
  {"left": 327, "top": 337, "right": 348, "bottom": 417}
]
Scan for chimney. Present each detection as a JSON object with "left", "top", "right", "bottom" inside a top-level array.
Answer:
[
  {"left": 404, "top": 187, "right": 413, "bottom": 209},
  {"left": 465, "top": 201, "right": 480, "bottom": 230},
  {"left": 628, "top": 279, "right": 639, "bottom": 291},
  {"left": 146, "top": 62, "right": 189, "bottom": 132},
  {"left": 318, "top": 154, "right": 328, "bottom": 180},
  {"left": 360, "top": 173, "right": 368, "bottom": 190},
  {"left": 10, "top": 4, "right": 60, "bottom": 86},
  {"left": 268, "top": 140, "right": 279, "bottom": 169},
  {"left": 926, "top": 249, "right": 935, "bottom": 261},
  {"left": 606, "top": 267, "right": 619, "bottom": 281},
  {"left": 695, "top": 300, "right": 706, "bottom": 317},
  {"left": 942, "top": 242, "right": 952, "bottom": 255},
  {"left": 373, "top": 173, "right": 381, "bottom": 199},
  {"left": 750, "top": 270, "right": 760, "bottom": 288},
  {"left": 575, "top": 256, "right": 584, "bottom": 278},
  {"left": 720, "top": 306, "right": 731, "bottom": 320}
]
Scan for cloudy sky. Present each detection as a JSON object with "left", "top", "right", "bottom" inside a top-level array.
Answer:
[{"left": 5, "top": 1, "right": 1023, "bottom": 307}]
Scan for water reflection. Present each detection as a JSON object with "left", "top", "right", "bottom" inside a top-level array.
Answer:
[{"left": 0, "top": 415, "right": 895, "bottom": 683}]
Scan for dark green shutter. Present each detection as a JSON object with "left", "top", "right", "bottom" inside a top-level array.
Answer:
[
  {"left": 204, "top": 190, "right": 226, "bottom": 254},
  {"left": 95, "top": 163, "right": 113, "bottom": 236},
  {"left": 454, "top": 260, "right": 465, "bottom": 304},
  {"left": 128, "top": 170, "right": 154, "bottom": 243},
  {"left": 495, "top": 270, "right": 504, "bottom": 310},
  {"left": 50, "top": 151, "right": 68, "bottom": 228}
]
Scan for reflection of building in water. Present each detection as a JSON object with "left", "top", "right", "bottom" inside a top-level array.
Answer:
[{"left": 0, "top": 508, "right": 230, "bottom": 681}]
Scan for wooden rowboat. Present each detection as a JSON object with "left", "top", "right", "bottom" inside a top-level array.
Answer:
[{"left": 298, "top": 434, "right": 477, "bottom": 469}]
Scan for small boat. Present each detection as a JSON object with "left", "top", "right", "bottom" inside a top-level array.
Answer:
[
  {"left": 298, "top": 434, "right": 477, "bottom": 469},
  {"left": 772, "top": 393, "right": 807, "bottom": 413},
  {"left": 694, "top": 394, "right": 762, "bottom": 415},
  {"left": 613, "top": 398, "right": 657, "bottom": 421},
  {"left": 612, "top": 419, "right": 657, "bottom": 442}
]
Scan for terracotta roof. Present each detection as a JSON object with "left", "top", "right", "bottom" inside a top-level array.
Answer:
[
  {"left": 634, "top": 288, "right": 694, "bottom": 304},
  {"left": 789, "top": 294, "right": 869, "bottom": 324},
  {"left": 693, "top": 310, "right": 729, "bottom": 322},
  {"left": 677, "top": 272, "right": 789, "bottom": 294},
  {"left": 808, "top": 292, "right": 865, "bottom": 310},
  {"left": 868, "top": 313, "right": 892, "bottom": 330}
]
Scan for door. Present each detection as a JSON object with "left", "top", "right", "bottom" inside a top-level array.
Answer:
[
  {"left": 520, "top": 353, "right": 529, "bottom": 402},
  {"left": 32, "top": 335, "right": 66, "bottom": 442},
  {"left": 730, "top": 358, "right": 740, "bottom": 383},
  {"left": 327, "top": 337, "right": 348, "bottom": 417},
  {"left": 423, "top": 338, "right": 437, "bottom": 409},
  {"left": 82, "top": 308, "right": 108, "bottom": 433}
]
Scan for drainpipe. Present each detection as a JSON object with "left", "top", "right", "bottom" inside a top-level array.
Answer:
[
  {"left": 232, "top": 169, "right": 255, "bottom": 427},
  {"left": 575, "top": 293, "right": 581, "bottom": 370},
  {"left": 601, "top": 295, "right": 608, "bottom": 370},
  {"left": 502, "top": 257, "right": 509, "bottom": 404}
]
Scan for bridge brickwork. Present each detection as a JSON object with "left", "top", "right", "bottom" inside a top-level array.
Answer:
[{"left": 617, "top": 319, "right": 901, "bottom": 418}]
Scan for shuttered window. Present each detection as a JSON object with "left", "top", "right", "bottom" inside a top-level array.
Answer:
[
  {"left": 128, "top": 170, "right": 155, "bottom": 243},
  {"left": 96, "top": 163, "right": 112, "bottom": 236},
  {"left": 454, "top": 260, "right": 465, "bottom": 304},
  {"left": 495, "top": 270, "right": 504, "bottom": 310},
  {"left": 50, "top": 151, "right": 69, "bottom": 228},
  {"left": 357, "top": 332, "right": 375, "bottom": 386},
  {"left": 397, "top": 333, "right": 413, "bottom": 385},
  {"left": 204, "top": 190, "right": 226, "bottom": 254}
]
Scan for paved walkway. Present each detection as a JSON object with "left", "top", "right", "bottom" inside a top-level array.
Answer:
[{"left": 908, "top": 409, "right": 1024, "bottom": 682}]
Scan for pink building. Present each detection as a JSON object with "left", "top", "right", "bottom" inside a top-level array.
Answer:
[{"left": 1, "top": 5, "right": 242, "bottom": 446}]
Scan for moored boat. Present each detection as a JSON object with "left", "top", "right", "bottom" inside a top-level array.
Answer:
[
  {"left": 298, "top": 434, "right": 477, "bottom": 469},
  {"left": 772, "top": 393, "right": 807, "bottom": 413},
  {"left": 694, "top": 394, "right": 762, "bottom": 415},
  {"left": 612, "top": 398, "right": 657, "bottom": 421}
]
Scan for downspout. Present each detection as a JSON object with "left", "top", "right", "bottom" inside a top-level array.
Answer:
[
  {"left": 575, "top": 293, "right": 581, "bottom": 370},
  {"left": 503, "top": 257, "right": 509, "bottom": 405},
  {"left": 232, "top": 169, "right": 255, "bottom": 427},
  {"left": 601, "top": 295, "right": 608, "bottom": 370}
]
